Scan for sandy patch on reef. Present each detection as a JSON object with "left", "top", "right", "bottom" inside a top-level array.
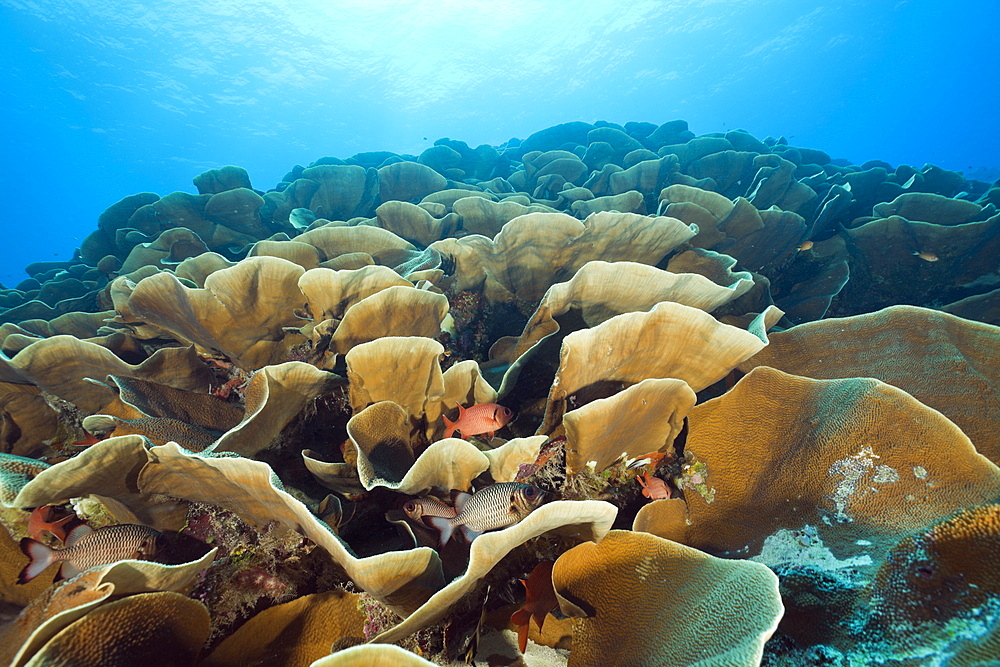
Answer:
[{"left": 467, "top": 628, "right": 569, "bottom": 667}]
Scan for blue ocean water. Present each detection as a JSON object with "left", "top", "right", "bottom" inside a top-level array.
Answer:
[{"left": 0, "top": 0, "right": 998, "bottom": 287}]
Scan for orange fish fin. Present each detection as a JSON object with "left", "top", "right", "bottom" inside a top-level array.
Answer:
[
  {"left": 516, "top": 618, "right": 530, "bottom": 653},
  {"left": 636, "top": 473, "right": 650, "bottom": 496},
  {"left": 510, "top": 608, "right": 530, "bottom": 625},
  {"left": 442, "top": 414, "right": 457, "bottom": 439},
  {"left": 68, "top": 433, "right": 101, "bottom": 447},
  {"left": 48, "top": 514, "right": 77, "bottom": 543},
  {"left": 510, "top": 603, "right": 532, "bottom": 653},
  {"left": 443, "top": 405, "right": 467, "bottom": 439},
  {"left": 519, "top": 560, "right": 558, "bottom": 640},
  {"left": 533, "top": 609, "right": 548, "bottom": 633}
]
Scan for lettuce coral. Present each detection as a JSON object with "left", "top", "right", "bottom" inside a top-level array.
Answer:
[{"left": 1, "top": 119, "right": 999, "bottom": 666}]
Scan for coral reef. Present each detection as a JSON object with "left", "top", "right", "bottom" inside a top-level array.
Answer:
[{"left": 2, "top": 118, "right": 999, "bottom": 665}]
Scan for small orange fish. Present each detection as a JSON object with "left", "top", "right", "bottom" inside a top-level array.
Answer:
[
  {"left": 442, "top": 403, "right": 513, "bottom": 440},
  {"left": 27, "top": 505, "right": 77, "bottom": 542},
  {"left": 626, "top": 450, "right": 667, "bottom": 470},
  {"left": 636, "top": 472, "right": 671, "bottom": 500},
  {"left": 68, "top": 433, "right": 103, "bottom": 448},
  {"left": 913, "top": 251, "right": 939, "bottom": 262},
  {"left": 515, "top": 437, "right": 563, "bottom": 481},
  {"left": 797, "top": 240, "right": 814, "bottom": 251},
  {"left": 211, "top": 376, "right": 248, "bottom": 400},
  {"left": 510, "top": 560, "right": 559, "bottom": 653}
]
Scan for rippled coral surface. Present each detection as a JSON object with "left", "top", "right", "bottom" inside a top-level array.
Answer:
[{"left": 2, "top": 119, "right": 999, "bottom": 666}]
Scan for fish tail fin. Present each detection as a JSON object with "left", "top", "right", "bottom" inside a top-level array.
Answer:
[
  {"left": 17, "top": 538, "right": 56, "bottom": 584},
  {"left": 443, "top": 405, "right": 466, "bottom": 439},
  {"left": 510, "top": 609, "right": 530, "bottom": 653},
  {"left": 442, "top": 414, "right": 457, "bottom": 439},
  {"left": 426, "top": 516, "right": 454, "bottom": 547},
  {"left": 55, "top": 561, "right": 81, "bottom": 582},
  {"left": 460, "top": 525, "right": 482, "bottom": 543}
]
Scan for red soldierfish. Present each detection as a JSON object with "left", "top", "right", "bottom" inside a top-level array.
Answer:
[
  {"left": 510, "top": 560, "right": 559, "bottom": 654},
  {"left": 427, "top": 482, "right": 544, "bottom": 546},
  {"left": 442, "top": 403, "right": 513, "bottom": 440},
  {"left": 67, "top": 433, "right": 103, "bottom": 448},
  {"left": 636, "top": 472, "right": 671, "bottom": 500},
  {"left": 18, "top": 523, "right": 164, "bottom": 584},
  {"left": 27, "top": 505, "right": 78, "bottom": 542}
]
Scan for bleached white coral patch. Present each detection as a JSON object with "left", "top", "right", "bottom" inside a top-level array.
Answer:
[
  {"left": 827, "top": 446, "right": 899, "bottom": 522},
  {"left": 751, "top": 524, "right": 872, "bottom": 586}
]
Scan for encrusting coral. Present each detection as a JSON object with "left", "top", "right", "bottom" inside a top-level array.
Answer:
[
  {"left": 863, "top": 503, "right": 1000, "bottom": 658},
  {"left": 2, "top": 118, "right": 1000, "bottom": 666}
]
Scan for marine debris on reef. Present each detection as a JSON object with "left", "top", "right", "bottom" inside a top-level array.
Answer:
[{"left": 0, "top": 119, "right": 999, "bottom": 665}]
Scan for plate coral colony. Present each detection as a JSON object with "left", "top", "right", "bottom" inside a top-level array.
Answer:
[{"left": 1, "top": 119, "right": 999, "bottom": 666}]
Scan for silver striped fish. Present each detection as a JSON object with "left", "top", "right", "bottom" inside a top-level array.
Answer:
[
  {"left": 403, "top": 497, "right": 457, "bottom": 525},
  {"left": 427, "top": 482, "right": 544, "bottom": 546},
  {"left": 18, "top": 523, "right": 164, "bottom": 583}
]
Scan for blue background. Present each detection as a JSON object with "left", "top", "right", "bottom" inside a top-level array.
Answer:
[{"left": 2, "top": 0, "right": 998, "bottom": 286}]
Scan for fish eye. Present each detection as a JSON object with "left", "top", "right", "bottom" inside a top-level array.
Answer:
[
  {"left": 403, "top": 501, "right": 416, "bottom": 513},
  {"left": 524, "top": 486, "right": 537, "bottom": 498}
]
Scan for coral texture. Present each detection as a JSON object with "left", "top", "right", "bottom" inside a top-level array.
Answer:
[{"left": 2, "top": 118, "right": 999, "bottom": 666}]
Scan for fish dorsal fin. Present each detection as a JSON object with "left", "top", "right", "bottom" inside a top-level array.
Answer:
[
  {"left": 66, "top": 523, "right": 93, "bottom": 546},
  {"left": 454, "top": 491, "right": 473, "bottom": 512}
]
